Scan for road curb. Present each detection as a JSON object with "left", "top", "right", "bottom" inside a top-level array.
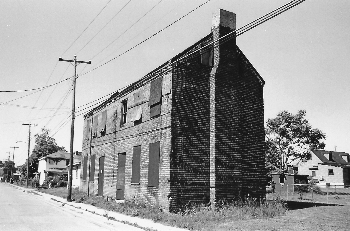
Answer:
[{"left": 10, "top": 184, "right": 187, "bottom": 231}]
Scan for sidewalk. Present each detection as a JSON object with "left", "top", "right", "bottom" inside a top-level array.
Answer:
[{"left": 10, "top": 184, "right": 187, "bottom": 231}]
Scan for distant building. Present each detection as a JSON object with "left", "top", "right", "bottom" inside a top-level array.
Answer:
[
  {"left": 68, "top": 154, "right": 82, "bottom": 188},
  {"left": 269, "top": 172, "right": 308, "bottom": 194},
  {"left": 0, "top": 160, "right": 16, "bottom": 181},
  {"left": 37, "top": 151, "right": 70, "bottom": 185},
  {"left": 297, "top": 150, "right": 350, "bottom": 188},
  {"left": 81, "top": 9, "right": 266, "bottom": 212}
]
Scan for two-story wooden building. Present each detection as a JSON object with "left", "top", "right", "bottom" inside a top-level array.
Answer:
[
  {"left": 80, "top": 9, "right": 266, "bottom": 212},
  {"left": 37, "top": 151, "right": 70, "bottom": 185}
]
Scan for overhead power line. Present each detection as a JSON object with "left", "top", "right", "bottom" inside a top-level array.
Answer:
[
  {"left": 0, "top": 90, "right": 41, "bottom": 105},
  {"left": 77, "top": 0, "right": 213, "bottom": 79},
  {"left": 77, "top": 90, "right": 117, "bottom": 109},
  {"left": 0, "top": 0, "right": 303, "bottom": 96},
  {"left": 40, "top": 62, "right": 89, "bottom": 129},
  {"left": 76, "top": 0, "right": 305, "bottom": 116},
  {"left": 49, "top": 113, "right": 72, "bottom": 137},
  {"left": 76, "top": 0, "right": 133, "bottom": 55},
  {"left": 62, "top": 0, "right": 113, "bottom": 56},
  {"left": 0, "top": 112, "right": 70, "bottom": 125},
  {"left": 94, "top": 3, "right": 178, "bottom": 67},
  {"left": 91, "top": 0, "right": 164, "bottom": 60},
  {"left": 33, "top": 64, "right": 71, "bottom": 121},
  {"left": 0, "top": 0, "right": 206, "bottom": 95},
  {"left": 43, "top": 86, "right": 73, "bottom": 129},
  {"left": 0, "top": 75, "right": 73, "bottom": 93},
  {"left": 0, "top": 103, "right": 69, "bottom": 111}
]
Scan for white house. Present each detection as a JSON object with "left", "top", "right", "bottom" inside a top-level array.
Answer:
[
  {"left": 69, "top": 155, "right": 82, "bottom": 188},
  {"left": 37, "top": 151, "right": 70, "bottom": 185},
  {"left": 297, "top": 150, "right": 350, "bottom": 188}
]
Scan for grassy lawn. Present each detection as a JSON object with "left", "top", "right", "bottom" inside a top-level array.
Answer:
[
  {"left": 266, "top": 187, "right": 350, "bottom": 205},
  {"left": 35, "top": 187, "right": 350, "bottom": 230},
  {"left": 37, "top": 187, "right": 287, "bottom": 230},
  {"left": 215, "top": 205, "right": 350, "bottom": 231}
]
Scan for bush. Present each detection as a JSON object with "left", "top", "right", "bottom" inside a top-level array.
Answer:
[{"left": 31, "top": 178, "right": 40, "bottom": 188}]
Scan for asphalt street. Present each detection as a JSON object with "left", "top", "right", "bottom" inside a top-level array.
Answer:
[{"left": 0, "top": 183, "right": 143, "bottom": 231}]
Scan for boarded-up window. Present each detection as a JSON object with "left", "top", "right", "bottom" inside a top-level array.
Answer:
[
  {"left": 131, "top": 145, "right": 141, "bottom": 184},
  {"left": 85, "top": 119, "right": 91, "bottom": 140},
  {"left": 149, "top": 77, "right": 163, "bottom": 106},
  {"left": 149, "top": 77, "right": 163, "bottom": 118},
  {"left": 92, "top": 115, "right": 99, "bottom": 138},
  {"left": 82, "top": 156, "right": 88, "bottom": 180},
  {"left": 148, "top": 141, "right": 160, "bottom": 187},
  {"left": 120, "top": 100, "right": 127, "bottom": 125},
  {"left": 150, "top": 104, "right": 161, "bottom": 118},
  {"left": 116, "top": 153, "right": 126, "bottom": 200},
  {"left": 100, "top": 110, "right": 107, "bottom": 136},
  {"left": 89, "top": 155, "right": 96, "bottom": 181}
]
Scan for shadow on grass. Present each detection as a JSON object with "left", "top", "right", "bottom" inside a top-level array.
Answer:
[{"left": 285, "top": 200, "right": 344, "bottom": 210}]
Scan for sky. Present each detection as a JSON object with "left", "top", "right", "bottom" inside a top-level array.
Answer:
[{"left": 1, "top": 0, "right": 349, "bottom": 166}]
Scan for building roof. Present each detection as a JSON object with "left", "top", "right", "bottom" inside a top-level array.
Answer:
[
  {"left": 312, "top": 149, "right": 350, "bottom": 167},
  {"left": 73, "top": 155, "right": 82, "bottom": 164},
  {"left": 44, "top": 169, "right": 68, "bottom": 174},
  {"left": 84, "top": 32, "right": 264, "bottom": 118},
  {"left": 40, "top": 151, "right": 70, "bottom": 161}
]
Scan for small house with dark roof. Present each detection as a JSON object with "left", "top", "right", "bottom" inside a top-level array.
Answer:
[
  {"left": 80, "top": 9, "right": 266, "bottom": 212},
  {"left": 297, "top": 149, "right": 350, "bottom": 188}
]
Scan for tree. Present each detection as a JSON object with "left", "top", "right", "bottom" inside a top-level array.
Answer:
[
  {"left": 1, "top": 160, "right": 16, "bottom": 179},
  {"left": 265, "top": 110, "right": 326, "bottom": 172},
  {"left": 27, "top": 128, "right": 66, "bottom": 177},
  {"left": 18, "top": 162, "right": 27, "bottom": 175}
]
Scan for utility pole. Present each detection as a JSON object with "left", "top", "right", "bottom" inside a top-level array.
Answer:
[
  {"left": 10, "top": 146, "right": 19, "bottom": 164},
  {"left": 6, "top": 152, "right": 11, "bottom": 180},
  {"left": 9, "top": 146, "right": 19, "bottom": 178},
  {"left": 59, "top": 55, "right": 91, "bottom": 202},
  {"left": 22, "top": 123, "right": 32, "bottom": 188}
]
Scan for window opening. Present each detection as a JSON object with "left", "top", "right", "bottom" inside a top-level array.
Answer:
[
  {"left": 328, "top": 169, "right": 334, "bottom": 175},
  {"left": 121, "top": 100, "right": 127, "bottom": 125}
]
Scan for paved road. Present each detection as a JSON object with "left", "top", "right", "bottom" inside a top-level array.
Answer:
[{"left": 0, "top": 183, "right": 143, "bottom": 231}]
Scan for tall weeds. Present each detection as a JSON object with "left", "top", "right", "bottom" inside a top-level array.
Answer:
[{"left": 39, "top": 187, "right": 287, "bottom": 231}]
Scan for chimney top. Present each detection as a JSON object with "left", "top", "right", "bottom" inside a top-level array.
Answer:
[{"left": 212, "top": 9, "right": 236, "bottom": 31}]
